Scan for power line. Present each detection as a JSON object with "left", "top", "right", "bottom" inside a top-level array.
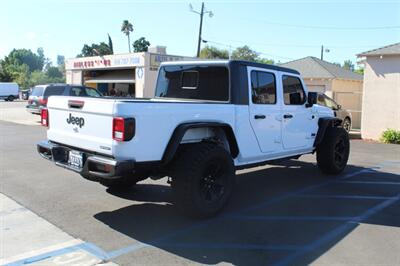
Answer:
[
  {"left": 203, "top": 37, "right": 384, "bottom": 49},
  {"left": 223, "top": 17, "right": 400, "bottom": 31}
]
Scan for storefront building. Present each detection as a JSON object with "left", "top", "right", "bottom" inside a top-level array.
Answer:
[{"left": 65, "top": 47, "right": 193, "bottom": 98}]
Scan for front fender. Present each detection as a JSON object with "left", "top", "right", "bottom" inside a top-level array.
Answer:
[{"left": 314, "top": 117, "right": 343, "bottom": 147}]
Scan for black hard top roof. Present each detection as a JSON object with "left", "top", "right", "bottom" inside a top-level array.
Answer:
[
  {"left": 229, "top": 60, "right": 300, "bottom": 75},
  {"left": 161, "top": 59, "right": 300, "bottom": 75}
]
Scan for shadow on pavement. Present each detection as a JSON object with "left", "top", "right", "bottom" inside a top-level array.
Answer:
[{"left": 95, "top": 160, "right": 400, "bottom": 265}]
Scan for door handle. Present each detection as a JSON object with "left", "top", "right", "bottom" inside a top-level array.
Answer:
[
  {"left": 283, "top": 114, "right": 293, "bottom": 119},
  {"left": 254, "top": 114, "right": 266, "bottom": 119}
]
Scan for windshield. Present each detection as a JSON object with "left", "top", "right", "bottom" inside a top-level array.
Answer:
[
  {"left": 155, "top": 65, "right": 229, "bottom": 102},
  {"left": 31, "top": 86, "right": 44, "bottom": 96}
]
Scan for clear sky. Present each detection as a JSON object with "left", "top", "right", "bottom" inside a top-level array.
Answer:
[{"left": 1, "top": 0, "right": 399, "bottom": 67}]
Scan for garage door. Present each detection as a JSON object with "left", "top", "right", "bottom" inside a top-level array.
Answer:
[
  {"left": 334, "top": 92, "right": 362, "bottom": 130},
  {"left": 307, "top": 85, "right": 326, "bottom": 93}
]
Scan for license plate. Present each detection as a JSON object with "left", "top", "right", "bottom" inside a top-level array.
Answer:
[{"left": 68, "top": 150, "right": 83, "bottom": 168}]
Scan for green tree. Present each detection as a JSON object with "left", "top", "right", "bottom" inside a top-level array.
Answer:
[
  {"left": 30, "top": 71, "right": 49, "bottom": 86},
  {"left": 2, "top": 48, "right": 45, "bottom": 72},
  {"left": 57, "top": 55, "right": 65, "bottom": 66},
  {"left": 199, "top": 46, "right": 229, "bottom": 59},
  {"left": 77, "top": 42, "right": 112, "bottom": 57},
  {"left": 133, "top": 37, "right": 150, "bottom": 52},
  {"left": 108, "top": 34, "right": 114, "bottom": 54},
  {"left": 10, "top": 64, "right": 31, "bottom": 89},
  {"left": 355, "top": 68, "right": 364, "bottom": 75},
  {"left": 231, "top": 45, "right": 259, "bottom": 61},
  {"left": 256, "top": 58, "right": 275, "bottom": 65},
  {"left": 46, "top": 66, "right": 63, "bottom": 79},
  {"left": 121, "top": 20, "right": 134, "bottom": 53},
  {"left": 343, "top": 60, "right": 355, "bottom": 71},
  {"left": 0, "top": 61, "right": 12, "bottom": 81}
]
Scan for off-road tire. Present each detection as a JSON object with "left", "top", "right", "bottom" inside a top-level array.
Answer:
[
  {"left": 170, "top": 142, "right": 235, "bottom": 218},
  {"left": 317, "top": 127, "right": 350, "bottom": 174}
]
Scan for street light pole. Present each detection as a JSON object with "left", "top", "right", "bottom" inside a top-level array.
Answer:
[{"left": 190, "top": 2, "right": 213, "bottom": 58}]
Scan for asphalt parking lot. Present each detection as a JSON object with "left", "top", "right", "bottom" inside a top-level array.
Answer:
[{"left": 1, "top": 102, "right": 400, "bottom": 265}]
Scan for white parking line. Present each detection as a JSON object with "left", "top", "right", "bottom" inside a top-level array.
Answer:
[{"left": 0, "top": 193, "right": 113, "bottom": 266}]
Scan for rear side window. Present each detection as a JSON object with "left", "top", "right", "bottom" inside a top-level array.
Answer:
[
  {"left": 251, "top": 71, "right": 276, "bottom": 104},
  {"left": 155, "top": 65, "right": 229, "bottom": 101},
  {"left": 85, "top": 87, "right": 102, "bottom": 97},
  {"left": 282, "top": 76, "right": 306, "bottom": 105},
  {"left": 31, "top": 86, "right": 44, "bottom": 96},
  {"left": 70, "top": 87, "right": 85, "bottom": 96},
  {"left": 44, "top": 86, "right": 65, "bottom": 97}
]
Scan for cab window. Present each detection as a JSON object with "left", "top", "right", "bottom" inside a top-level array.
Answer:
[
  {"left": 282, "top": 75, "right": 306, "bottom": 105},
  {"left": 251, "top": 71, "right": 276, "bottom": 104}
]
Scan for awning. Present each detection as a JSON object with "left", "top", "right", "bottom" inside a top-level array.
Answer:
[{"left": 85, "top": 70, "right": 135, "bottom": 84}]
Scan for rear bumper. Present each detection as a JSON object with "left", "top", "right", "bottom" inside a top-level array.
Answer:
[
  {"left": 37, "top": 140, "right": 135, "bottom": 180},
  {"left": 26, "top": 105, "right": 42, "bottom": 114}
]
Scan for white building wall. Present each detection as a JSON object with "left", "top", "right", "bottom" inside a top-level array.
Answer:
[{"left": 361, "top": 55, "right": 400, "bottom": 140}]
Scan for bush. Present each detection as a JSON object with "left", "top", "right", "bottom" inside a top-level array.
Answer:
[{"left": 381, "top": 129, "right": 400, "bottom": 144}]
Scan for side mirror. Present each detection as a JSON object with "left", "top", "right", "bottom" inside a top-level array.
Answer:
[
  {"left": 306, "top": 92, "right": 317, "bottom": 108},
  {"left": 337, "top": 104, "right": 342, "bottom": 110}
]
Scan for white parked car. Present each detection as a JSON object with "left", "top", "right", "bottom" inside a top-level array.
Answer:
[
  {"left": 37, "top": 60, "right": 350, "bottom": 217},
  {"left": 0, "top": 82, "right": 19, "bottom": 101}
]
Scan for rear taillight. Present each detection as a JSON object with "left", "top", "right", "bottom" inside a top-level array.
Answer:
[
  {"left": 41, "top": 108, "right": 49, "bottom": 127},
  {"left": 112, "top": 117, "right": 135, "bottom": 142},
  {"left": 39, "top": 97, "right": 47, "bottom": 105}
]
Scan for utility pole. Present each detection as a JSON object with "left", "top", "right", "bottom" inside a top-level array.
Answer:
[
  {"left": 321, "top": 45, "right": 330, "bottom": 61},
  {"left": 321, "top": 45, "right": 324, "bottom": 60},
  {"left": 190, "top": 2, "right": 213, "bottom": 57},
  {"left": 197, "top": 2, "right": 204, "bottom": 58}
]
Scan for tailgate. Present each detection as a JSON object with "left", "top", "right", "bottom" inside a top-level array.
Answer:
[{"left": 46, "top": 96, "right": 116, "bottom": 156}]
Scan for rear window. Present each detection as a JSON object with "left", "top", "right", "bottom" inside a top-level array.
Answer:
[
  {"left": 69, "top": 87, "right": 102, "bottom": 97},
  {"left": 155, "top": 65, "right": 229, "bottom": 101},
  {"left": 44, "top": 86, "right": 65, "bottom": 97},
  {"left": 31, "top": 86, "right": 44, "bottom": 96}
]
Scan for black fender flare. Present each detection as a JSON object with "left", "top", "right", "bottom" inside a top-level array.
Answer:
[
  {"left": 314, "top": 117, "right": 343, "bottom": 147},
  {"left": 162, "top": 122, "right": 239, "bottom": 165}
]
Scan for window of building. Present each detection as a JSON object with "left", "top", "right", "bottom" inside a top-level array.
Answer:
[
  {"left": 282, "top": 75, "right": 306, "bottom": 105},
  {"left": 251, "top": 71, "right": 276, "bottom": 104}
]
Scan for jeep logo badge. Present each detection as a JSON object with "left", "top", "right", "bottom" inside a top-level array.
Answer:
[{"left": 66, "top": 113, "right": 85, "bottom": 128}]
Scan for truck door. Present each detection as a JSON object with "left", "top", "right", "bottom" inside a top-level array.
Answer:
[
  {"left": 248, "top": 67, "right": 282, "bottom": 153},
  {"left": 281, "top": 75, "right": 314, "bottom": 150}
]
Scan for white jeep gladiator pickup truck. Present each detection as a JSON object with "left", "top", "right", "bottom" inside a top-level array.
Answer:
[{"left": 37, "top": 60, "right": 350, "bottom": 217}]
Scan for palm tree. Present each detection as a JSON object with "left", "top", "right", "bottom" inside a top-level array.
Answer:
[{"left": 121, "top": 20, "right": 133, "bottom": 53}]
